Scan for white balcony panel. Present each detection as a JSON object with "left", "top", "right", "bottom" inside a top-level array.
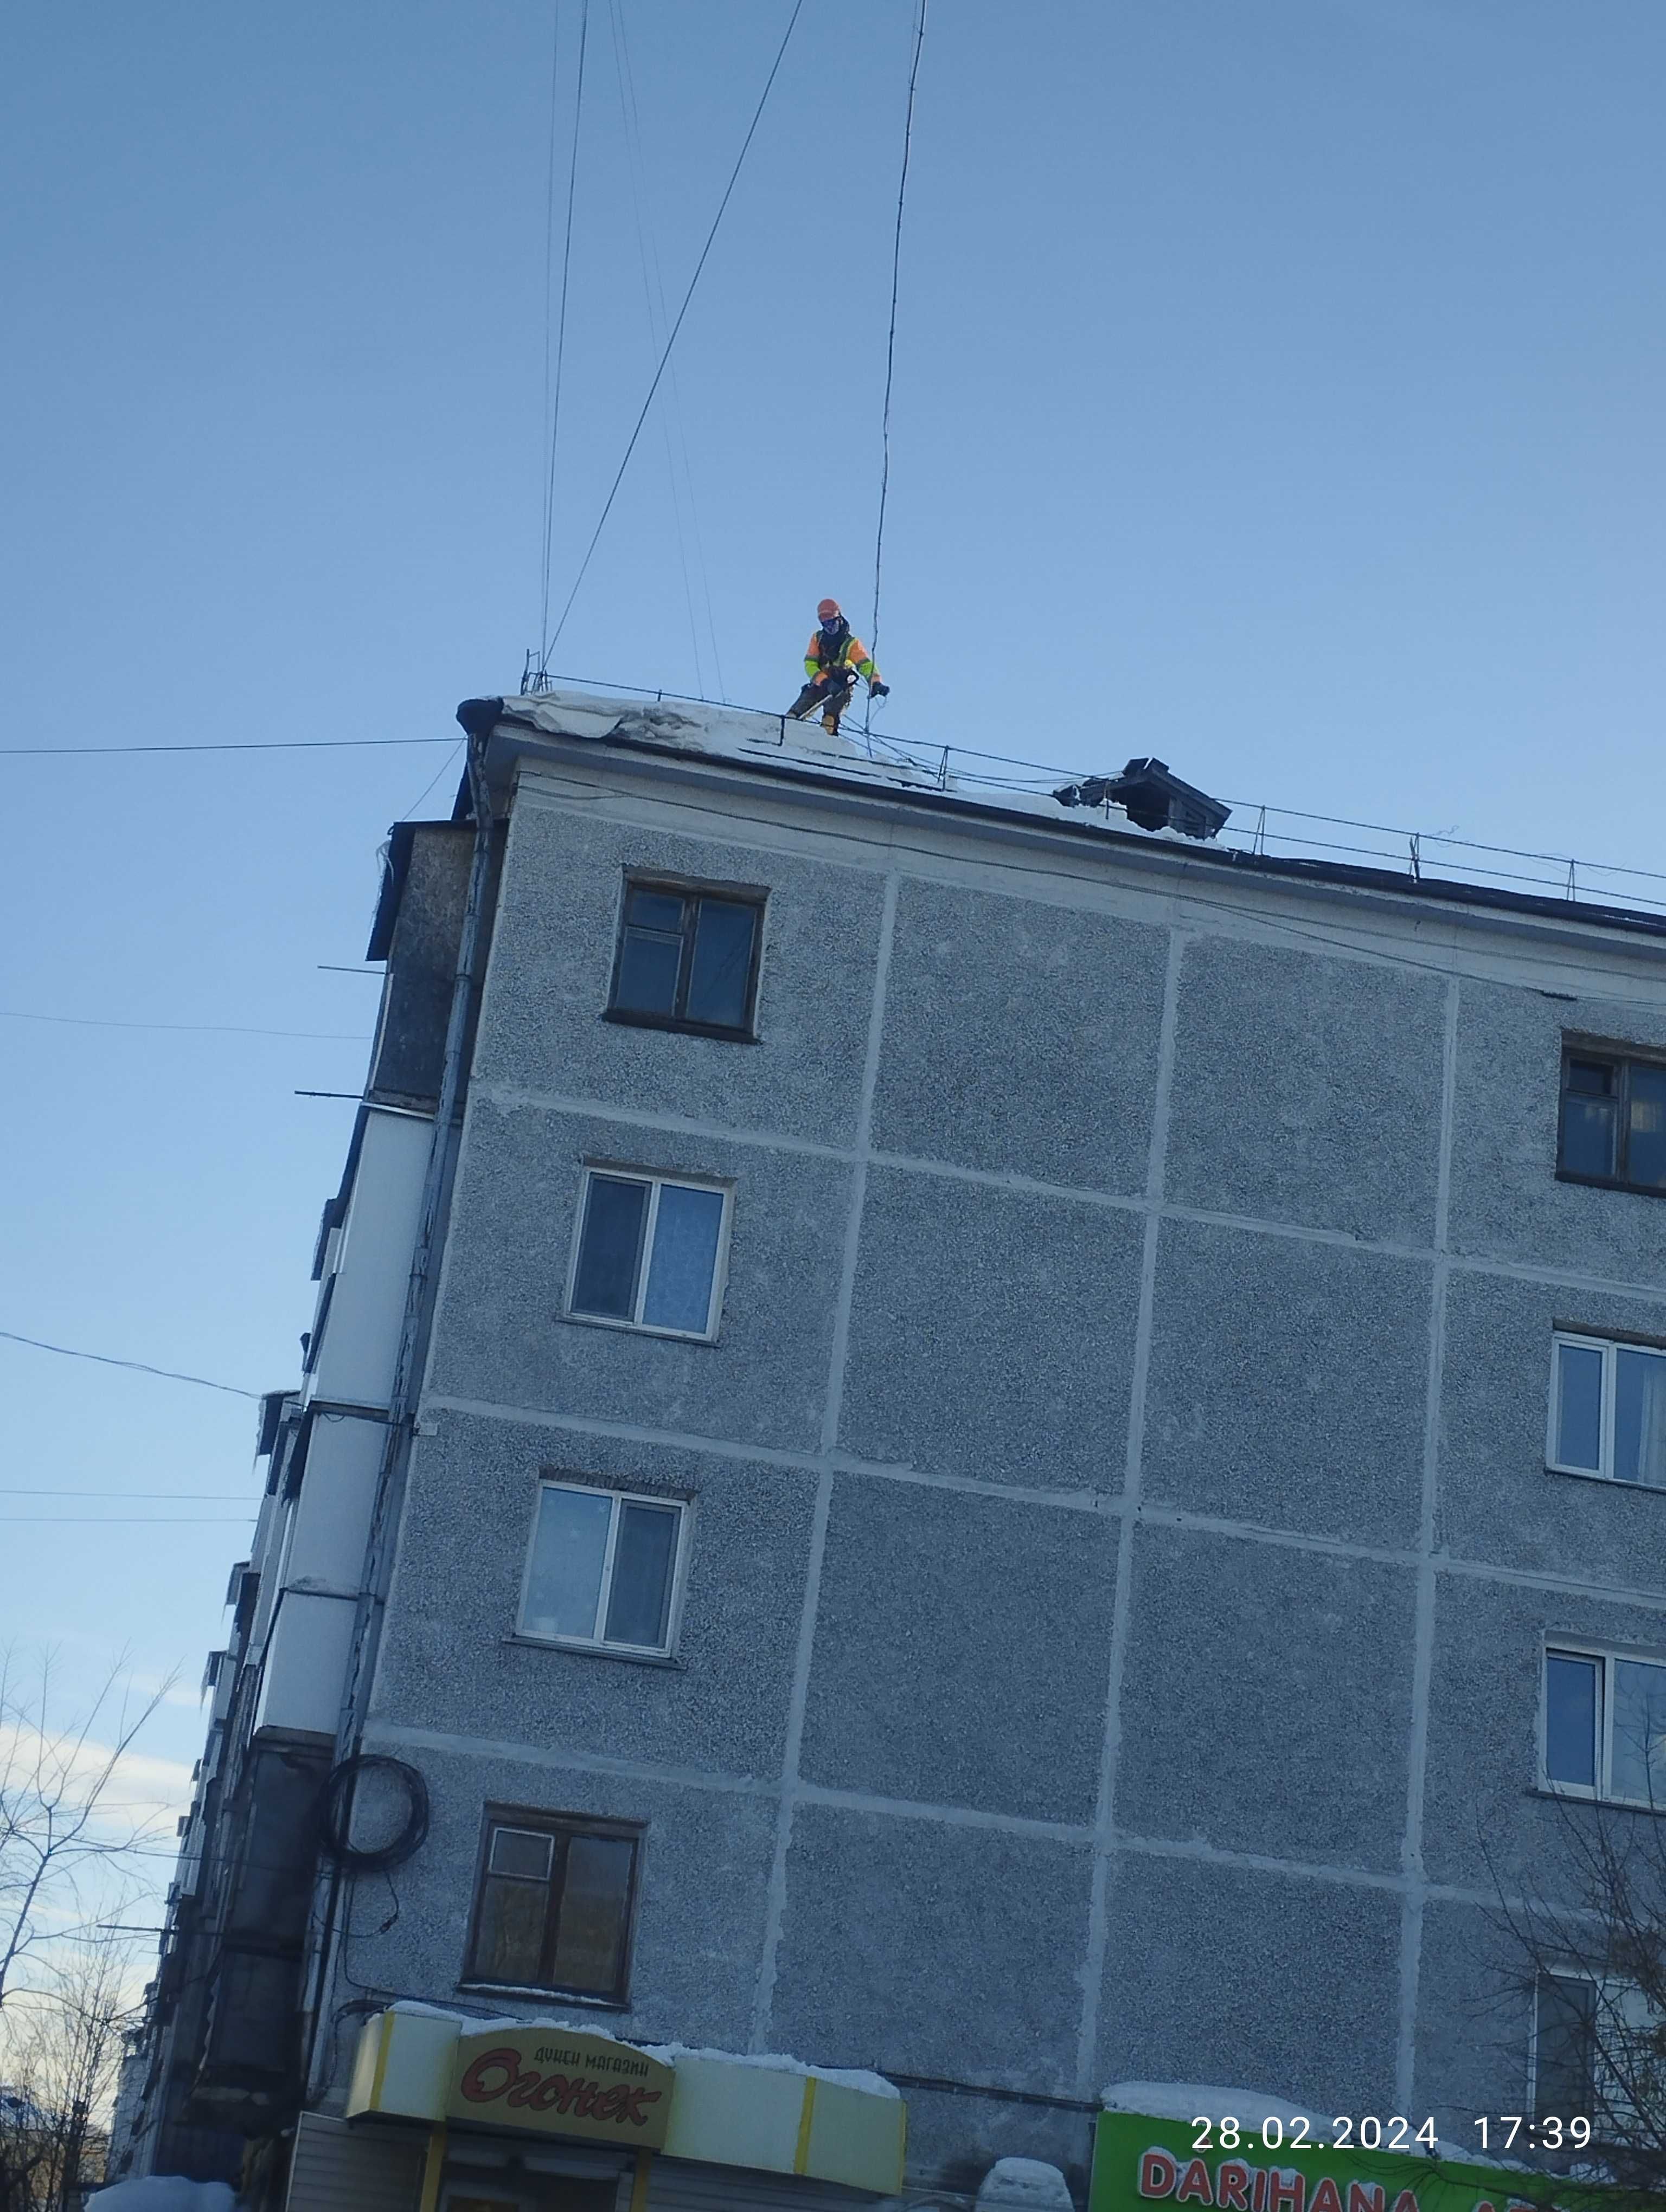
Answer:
[
  {"left": 254, "top": 1589, "right": 357, "bottom": 1737},
  {"left": 285, "top": 1412, "right": 383, "bottom": 1598},
  {"left": 308, "top": 1108, "right": 432, "bottom": 1410}
]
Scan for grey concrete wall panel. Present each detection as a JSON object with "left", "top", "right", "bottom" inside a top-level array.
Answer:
[
  {"left": 1096, "top": 1854, "right": 1403, "bottom": 2116},
  {"left": 1143, "top": 1219, "right": 1431, "bottom": 1546},
  {"left": 838, "top": 1167, "right": 1143, "bottom": 1491},
  {"left": 870, "top": 878, "right": 1168, "bottom": 1194},
  {"left": 348, "top": 1740, "right": 776, "bottom": 2053},
  {"left": 1439, "top": 1270, "right": 1666, "bottom": 1586},
  {"left": 767, "top": 1803, "right": 1092, "bottom": 2091},
  {"left": 1115, "top": 1525, "right": 1415, "bottom": 1872},
  {"left": 1446, "top": 979, "right": 1666, "bottom": 1287},
  {"left": 1165, "top": 937, "right": 1446, "bottom": 1243},
  {"left": 1412, "top": 1898, "right": 1532, "bottom": 2137},
  {"left": 477, "top": 801, "right": 886, "bottom": 1147},
  {"left": 798, "top": 1474, "right": 1118, "bottom": 1823},
  {"left": 1421, "top": 1574, "right": 1666, "bottom": 1900},
  {"left": 374, "top": 1409, "right": 815, "bottom": 1779},
  {"left": 428, "top": 1099, "right": 848, "bottom": 1451}
]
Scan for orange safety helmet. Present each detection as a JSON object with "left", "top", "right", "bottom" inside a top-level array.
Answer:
[{"left": 816, "top": 599, "right": 842, "bottom": 621}]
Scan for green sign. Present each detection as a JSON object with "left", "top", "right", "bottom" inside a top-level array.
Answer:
[{"left": 1091, "top": 2111, "right": 1600, "bottom": 2212}]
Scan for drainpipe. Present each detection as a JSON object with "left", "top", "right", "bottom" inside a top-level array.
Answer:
[{"left": 299, "top": 721, "right": 498, "bottom": 2100}]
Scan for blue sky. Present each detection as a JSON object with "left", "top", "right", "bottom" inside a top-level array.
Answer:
[{"left": 2, "top": 0, "right": 1663, "bottom": 1821}]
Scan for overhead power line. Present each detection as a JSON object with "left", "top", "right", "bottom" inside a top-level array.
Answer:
[
  {"left": 864, "top": 0, "right": 928, "bottom": 744},
  {"left": 0, "top": 1489, "right": 249, "bottom": 1499},
  {"left": 1, "top": 1516, "right": 257, "bottom": 1525},
  {"left": 2, "top": 737, "right": 455, "bottom": 758},
  {"left": 0, "top": 1329, "right": 261, "bottom": 1399},
  {"left": 539, "top": 0, "right": 589, "bottom": 657},
  {"left": 537, "top": 0, "right": 809, "bottom": 668},
  {"left": 0, "top": 1008, "right": 368, "bottom": 1041}
]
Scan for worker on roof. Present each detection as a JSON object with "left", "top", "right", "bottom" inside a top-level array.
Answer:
[{"left": 787, "top": 599, "right": 888, "bottom": 736}]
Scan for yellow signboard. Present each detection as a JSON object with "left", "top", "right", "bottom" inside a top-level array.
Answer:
[{"left": 444, "top": 2027, "right": 672, "bottom": 2149}]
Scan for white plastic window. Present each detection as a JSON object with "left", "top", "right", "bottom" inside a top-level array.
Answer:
[
  {"left": 567, "top": 1168, "right": 729, "bottom": 1340},
  {"left": 519, "top": 1482, "right": 687, "bottom": 1657},
  {"left": 1545, "top": 1645, "right": 1666, "bottom": 1805},
  {"left": 1534, "top": 1971, "right": 1658, "bottom": 2131},
  {"left": 1549, "top": 1333, "right": 1666, "bottom": 1487}
]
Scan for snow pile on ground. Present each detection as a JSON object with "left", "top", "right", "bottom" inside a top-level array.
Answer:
[
  {"left": 86, "top": 2183, "right": 239, "bottom": 2212},
  {"left": 975, "top": 2157, "right": 1074, "bottom": 2208}
]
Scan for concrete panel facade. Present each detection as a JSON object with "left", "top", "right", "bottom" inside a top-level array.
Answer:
[
  {"left": 374, "top": 1406, "right": 816, "bottom": 1782},
  {"left": 1114, "top": 1523, "right": 1417, "bottom": 1873},
  {"left": 798, "top": 1472, "right": 1119, "bottom": 1823},
  {"left": 326, "top": 731, "right": 1666, "bottom": 2189},
  {"left": 1143, "top": 1218, "right": 1431, "bottom": 1546},
  {"left": 870, "top": 876, "right": 1169, "bottom": 1194},
  {"left": 475, "top": 796, "right": 887, "bottom": 1148}
]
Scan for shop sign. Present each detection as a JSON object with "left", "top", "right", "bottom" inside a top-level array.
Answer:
[
  {"left": 1091, "top": 2112, "right": 1607, "bottom": 2212},
  {"left": 445, "top": 2027, "right": 672, "bottom": 2147}
]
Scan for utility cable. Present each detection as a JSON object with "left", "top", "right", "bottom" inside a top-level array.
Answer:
[
  {"left": 610, "top": 0, "right": 726, "bottom": 699},
  {"left": 398, "top": 740, "right": 464, "bottom": 822},
  {"left": 537, "top": 0, "right": 809, "bottom": 669},
  {"left": 0, "top": 1008, "right": 367, "bottom": 1040},
  {"left": 3, "top": 737, "right": 454, "bottom": 757},
  {"left": 863, "top": 0, "right": 928, "bottom": 745},
  {"left": 0, "top": 1329, "right": 261, "bottom": 1399},
  {"left": 539, "top": 0, "right": 589, "bottom": 657}
]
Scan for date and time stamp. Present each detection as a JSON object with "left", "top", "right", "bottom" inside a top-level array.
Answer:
[{"left": 1182, "top": 2115, "right": 1594, "bottom": 2155}]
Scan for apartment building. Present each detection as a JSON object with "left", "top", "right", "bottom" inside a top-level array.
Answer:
[{"left": 114, "top": 687, "right": 1666, "bottom": 2210}]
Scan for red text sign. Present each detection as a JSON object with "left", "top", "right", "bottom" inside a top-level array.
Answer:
[{"left": 445, "top": 2029, "right": 672, "bottom": 2147}]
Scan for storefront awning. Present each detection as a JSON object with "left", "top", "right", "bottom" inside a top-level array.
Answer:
[{"left": 344, "top": 2008, "right": 906, "bottom": 2198}]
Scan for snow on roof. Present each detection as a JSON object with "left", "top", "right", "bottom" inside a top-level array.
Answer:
[
  {"left": 495, "top": 686, "right": 962, "bottom": 800},
  {"left": 85, "top": 2183, "right": 239, "bottom": 2212},
  {"left": 638, "top": 2042, "right": 900, "bottom": 2100},
  {"left": 382, "top": 2004, "right": 897, "bottom": 2098}
]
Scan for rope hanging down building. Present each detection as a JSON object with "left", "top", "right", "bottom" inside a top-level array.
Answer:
[{"left": 864, "top": 0, "right": 928, "bottom": 743}]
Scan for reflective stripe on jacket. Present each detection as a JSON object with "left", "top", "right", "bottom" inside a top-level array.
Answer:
[{"left": 804, "top": 630, "right": 878, "bottom": 683}]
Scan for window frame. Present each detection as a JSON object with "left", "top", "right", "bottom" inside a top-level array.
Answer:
[
  {"left": 516, "top": 1479, "right": 690, "bottom": 1660},
  {"left": 1548, "top": 1329, "right": 1666, "bottom": 1487},
  {"left": 461, "top": 1804, "right": 644, "bottom": 2006},
  {"left": 1532, "top": 1967, "right": 1656, "bottom": 2131},
  {"left": 1558, "top": 1046, "right": 1666, "bottom": 1199},
  {"left": 1542, "top": 1642, "right": 1666, "bottom": 1808},
  {"left": 564, "top": 1165, "right": 732, "bottom": 1343},
  {"left": 604, "top": 873, "right": 766, "bottom": 1043}
]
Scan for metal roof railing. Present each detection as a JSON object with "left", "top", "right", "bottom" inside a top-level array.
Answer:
[{"left": 526, "top": 672, "right": 1666, "bottom": 921}]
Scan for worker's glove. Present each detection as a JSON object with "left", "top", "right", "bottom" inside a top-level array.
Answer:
[{"left": 869, "top": 680, "right": 889, "bottom": 699}]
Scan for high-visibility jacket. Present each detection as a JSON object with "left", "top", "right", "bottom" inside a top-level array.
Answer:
[{"left": 805, "top": 628, "right": 879, "bottom": 684}]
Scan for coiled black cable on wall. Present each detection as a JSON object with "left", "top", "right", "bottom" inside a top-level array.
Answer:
[{"left": 318, "top": 1753, "right": 430, "bottom": 1873}]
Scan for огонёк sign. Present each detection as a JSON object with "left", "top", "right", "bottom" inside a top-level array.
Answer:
[{"left": 445, "top": 2028, "right": 671, "bottom": 2147}]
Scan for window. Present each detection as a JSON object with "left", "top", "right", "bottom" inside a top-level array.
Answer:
[
  {"left": 1545, "top": 1647, "right": 1666, "bottom": 1804},
  {"left": 568, "top": 1169, "right": 728, "bottom": 1339},
  {"left": 606, "top": 878, "right": 764, "bottom": 1039},
  {"left": 1559, "top": 1051, "right": 1666, "bottom": 1194},
  {"left": 520, "top": 1482, "right": 686, "bottom": 1656},
  {"left": 465, "top": 1809, "right": 641, "bottom": 2001},
  {"left": 1535, "top": 1971, "right": 1658, "bottom": 2130},
  {"left": 1550, "top": 1333, "right": 1666, "bottom": 1487}
]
